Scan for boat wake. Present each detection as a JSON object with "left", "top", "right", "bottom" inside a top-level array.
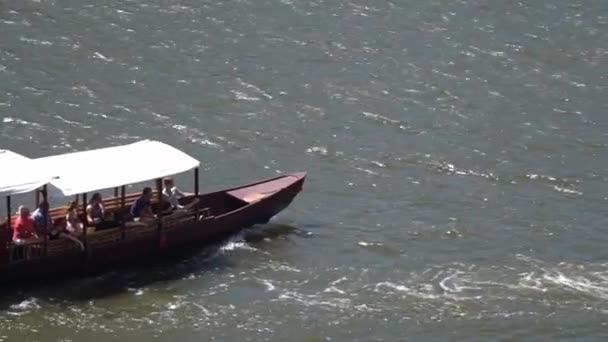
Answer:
[
  {"left": 266, "top": 255, "right": 608, "bottom": 325},
  {"left": 367, "top": 256, "right": 608, "bottom": 321}
]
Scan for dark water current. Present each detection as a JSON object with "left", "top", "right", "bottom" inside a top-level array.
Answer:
[{"left": 1, "top": 0, "right": 607, "bottom": 340}]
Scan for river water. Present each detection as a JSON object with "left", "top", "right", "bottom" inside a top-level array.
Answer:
[{"left": 0, "top": 0, "right": 607, "bottom": 340}]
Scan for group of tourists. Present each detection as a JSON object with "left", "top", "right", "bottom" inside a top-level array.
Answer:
[
  {"left": 11, "top": 192, "right": 112, "bottom": 250},
  {"left": 9, "top": 177, "right": 197, "bottom": 249}
]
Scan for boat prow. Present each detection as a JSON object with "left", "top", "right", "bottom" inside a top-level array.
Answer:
[{"left": 227, "top": 172, "right": 306, "bottom": 204}]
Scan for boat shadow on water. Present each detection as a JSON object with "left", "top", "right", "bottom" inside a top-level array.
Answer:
[{"left": 0, "top": 222, "right": 308, "bottom": 308}]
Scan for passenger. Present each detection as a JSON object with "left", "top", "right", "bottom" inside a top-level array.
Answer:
[
  {"left": 86, "top": 192, "right": 109, "bottom": 229},
  {"left": 12, "top": 206, "right": 36, "bottom": 243},
  {"left": 162, "top": 178, "right": 185, "bottom": 210},
  {"left": 11, "top": 206, "right": 40, "bottom": 260},
  {"left": 162, "top": 178, "right": 199, "bottom": 212},
  {"left": 65, "top": 201, "right": 84, "bottom": 236},
  {"left": 32, "top": 201, "right": 65, "bottom": 240},
  {"left": 62, "top": 201, "right": 85, "bottom": 251},
  {"left": 86, "top": 193, "right": 104, "bottom": 224},
  {"left": 32, "top": 201, "right": 53, "bottom": 236},
  {"left": 131, "top": 187, "right": 155, "bottom": 221}
]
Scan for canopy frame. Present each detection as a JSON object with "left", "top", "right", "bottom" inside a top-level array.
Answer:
[
  {"left": 34, "top": 140, "right": 200, "bottom": 196},
  {"left": 0, "top": 149, "right": 58, "bottom": 198}
]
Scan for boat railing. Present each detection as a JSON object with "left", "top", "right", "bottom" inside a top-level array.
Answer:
[
  {"left": 163, "top": 207, "right": 212, "bottom": 230},
  {"left": 102, "top": 191, "right": 160, "bottom": 211},
  {"left": 46, "top": 238, "right": 81, "bottom": 256},
  {"left": 8, "top": 237, "right": 84, "bottom": 262},
  {"left": 4, "top": 203, "right": 211, "bottom": 263},
  {"left": 123, "top": 221, "right": 158, "bottom": 241},
  {"left": 9, "top": 240, "right": 45, "bottom": 262},
  {"left": 87, "top": 227, "right": 123, "bottom": 248},
  {"left": 41, "top": 191, "right": 159, "bottom": 219}
]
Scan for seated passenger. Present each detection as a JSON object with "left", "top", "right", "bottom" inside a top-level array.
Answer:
[
  {"left": 131, "top": 187, "right": 156, "bottom": 221},
  {"left": 162, "top": 178, "right": 199, "bottom": 212},
  {"left": 12, "top": 206, "right": 36, "bottom": 244},
  {"left": 86, "top": 193, "right": 104, "bottom": 225},
  {"left": 32, "top": 201, "right": 53, "bottom": 236},
  {"left": 65, "top": 201, "right": 84, "bottom": 236},
  {"left": 86, "top": 192, "right": 115, "bottom": 230}
]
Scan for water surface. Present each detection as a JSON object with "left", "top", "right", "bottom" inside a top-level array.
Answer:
[{"left": 0, "top": 0, "right": 607, "bottom": 340}]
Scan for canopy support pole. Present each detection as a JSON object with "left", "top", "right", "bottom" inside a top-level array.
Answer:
[
  {"left": 156, "top": 178, "right": 165, "bottom": 249},
  {"left": 194, "top": 167, "right": 200, "bottom": 220},
  {"left": 82, "top": 193, "right": 88, "bottom": 253},
  {"left": 114, "top": 187, "right": 119, "bottom": 198},
  {"left": 120, "top": 186, "right": 126, "bottom": 239},
  {"left": 6, "top": 196, "right": 11, "bottom": 232},
  {"left": 194, "top": 168, "right": 199, "bottom": 197},
  {"left": 120, "top": 186, "right": 126, "bottom": 208},
  {"left": 42, "top": 185, "right": 48, "bottom": 256},
  {"left": 7, "top": 196, "right": 12, "bottom": 263}
]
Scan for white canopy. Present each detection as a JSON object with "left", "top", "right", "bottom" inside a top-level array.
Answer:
[
  {"left": 34, "top": 140, "right": 200, "bottom": 196},
  {"left": 0, "top": 150, "right": 58, "bottom": 197}
]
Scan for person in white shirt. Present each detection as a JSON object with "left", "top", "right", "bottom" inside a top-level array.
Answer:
[{"left": 162, "top": 178, "right": 199, "bottom": 212}]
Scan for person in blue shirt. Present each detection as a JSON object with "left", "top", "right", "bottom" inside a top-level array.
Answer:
[
  {"left": 131, "top": 187, "right": 155, "bottom": 220},
  {"left": 32, "top": 201, "right": 53, "bottom": 236}
]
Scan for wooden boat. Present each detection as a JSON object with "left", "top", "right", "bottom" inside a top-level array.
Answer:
[{"left": 0, "top": 140, "right": 306, "bottom": 282}]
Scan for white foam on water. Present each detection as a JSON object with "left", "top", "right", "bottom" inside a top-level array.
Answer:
[
  {"left": 370, "top": 161, "right": 386, "bottom": 168},
  {"left": 166, "top": 301, "right": 183, "bottom": 310},
  {"left": 552, "top": 185, "right": 583, "bottom": 196},
  {"left": 306, "top": 146, "right": 328, "bottom": 155},
  {"left": 543, "top": 272, "right": 608, "bottom": 300},
  {"left": 427, "top": 159, "right": 498, "bottom": 180},
  {"left": 361, "top": 111, "right": 400, "bottom": 125},
  {"left": 258, "top": 279, "right": 276, "bottom": 291},
  {"left": 73, "top": 85, "right": 97, "bottom": 98},
  {"left": 354, "top": 167, "right": 380, "bottom": 176},
  {"left": 8, "top": 297, "right": 40, "bottom": 316},
  {"left": 237, "top": 79, "right": 273, "bottom": 100},
  {"left": 269, "top": 263, "right": 302, "bottom": 273},
  {"left": 438, "top": 271, "right": 476, "bottom": 293},
  {"left": 2, "top": 117, "right": 43, "bottom": 127},
  {"left": 190, "top": 302, "right": 215, "bottom": 317},
  {"left": 323, "top": 286, "right": 346, "bottom": 295},
  {"left": 220, "top": 241, "right": 258, "bottom": 253},
  {"left": 191, "top": 138, "right": 222, "bottom": 148},
  {"left": 10, "top": 297, "right": 40, "bottom": 311},
  {"left": 20, "top": 37, "right": 53, "bottom": 46},
  {"left": 330, "top": 277, "right": 348, "bottom": 286},
  {"left": 277, "top": 291, "right": 352, "bottom": 310},
  {"left": 53, "top": 115, "right": 86, "bottom": 127},
  {"left": 113, "top": 104, "right": 132, "bottom": 113},
  {"left": 516, "top": 272, "right": 547, "bottom": 292},
  {"left": 357, "top": 241, "right": 383, "bottom": 247},
  {"left": 232, "top": 91, "right": 260, "bottom": 101},
  {"left": 375, "top": 281, "right": 410, "bottom": 293},
  {"left": 93, "top": 51, "right": 113, "bottom": 62},
  {"left": 353, "top": 304, "right": 383, "bottom": 312}
]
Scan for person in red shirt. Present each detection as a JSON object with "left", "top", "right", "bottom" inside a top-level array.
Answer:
[{"left": 12, "top": 206, "right": 36, "bottom": 243}]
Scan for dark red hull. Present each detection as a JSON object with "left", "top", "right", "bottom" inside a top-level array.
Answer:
[{"left": 1, "top": 172, "right": 306, "bottom": 282}]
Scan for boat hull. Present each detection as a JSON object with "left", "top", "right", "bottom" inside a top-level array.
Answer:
[{"left": 0, "top": 172, "right": 305, "bottom": 283}]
